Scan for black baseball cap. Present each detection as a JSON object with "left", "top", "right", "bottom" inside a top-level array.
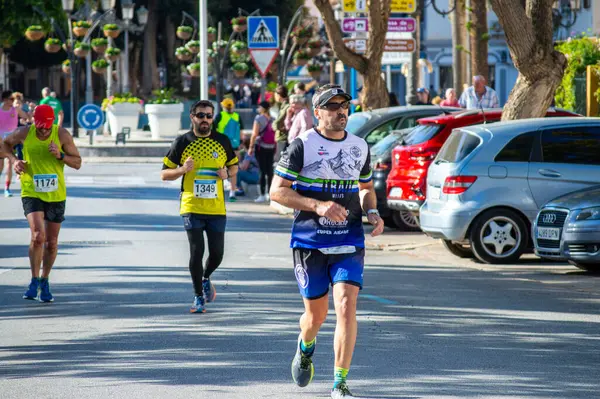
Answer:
[
  {"left": 312, "top": 86, "right": 352, "bottom": 109},
  {"left": 1, "top": 90, "right": 13, "bottom": 100}
]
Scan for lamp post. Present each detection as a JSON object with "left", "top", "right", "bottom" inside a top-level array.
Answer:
[
  {"left": 61, "top": 0, "right": 79, "bottom": 137},
  {"left": 121, "top": 0, "right": 148, "bottom": 94}
]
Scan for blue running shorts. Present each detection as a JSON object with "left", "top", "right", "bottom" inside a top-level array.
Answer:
[{"left": 292, "top": 248, "right": 365, "bottom": 299}]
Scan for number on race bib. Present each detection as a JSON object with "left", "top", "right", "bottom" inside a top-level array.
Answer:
[
  {"left": 194, "top": 179, "right": 218, "bottom": 199},
  {"left": 33, "top": 174, "right": 59, "bottom": 193}
]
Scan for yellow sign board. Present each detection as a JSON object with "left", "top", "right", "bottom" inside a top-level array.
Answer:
[{"left": 344, "top": 0, "right": 416, "bottom": 13}]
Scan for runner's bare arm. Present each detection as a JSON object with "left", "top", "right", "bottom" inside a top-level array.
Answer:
[
  {"left": 226, "top": 164, "right": 238, "bottom": 178},
  {"left": 58, "top": 128, "right": 82, "bottom": 170},
  {"left": 17, "top": 108, "right": 31, "bottom": 122},
  {"left": 161, "top": 156, "right": 193, "bottom": 181},
  {"left": 1, "top": 127, "right": 28, "bottom": 161},
  {"left": 358, "top": 180, "right": 384, "bottom": 236}
]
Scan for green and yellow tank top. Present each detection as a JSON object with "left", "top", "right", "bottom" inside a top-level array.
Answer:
[
  {"left": 162, "top": 131, "right": 238, "bottom": 216},
  {"left": 20, "top": 124, "right": 66, "bottom": 202}
]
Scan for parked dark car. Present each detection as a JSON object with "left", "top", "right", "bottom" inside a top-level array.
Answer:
[{"left": 347, "top": 105, "right": 461, "bottom": 147}]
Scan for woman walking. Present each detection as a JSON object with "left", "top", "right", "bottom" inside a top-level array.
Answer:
[{"left": 249, "top": 101, "right": 276, "bottom": 203}]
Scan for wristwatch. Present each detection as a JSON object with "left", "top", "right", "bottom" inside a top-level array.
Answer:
[
  {"left": 59, "top": 152, "right": 65, "bottom": 160},
  {"left": 367, "top": 209, "right": 380, "bottom": 217}
]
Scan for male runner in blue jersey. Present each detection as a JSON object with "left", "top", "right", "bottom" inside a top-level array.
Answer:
[{"left": 270, "top": 84, "right": 384, "bottom": 398}]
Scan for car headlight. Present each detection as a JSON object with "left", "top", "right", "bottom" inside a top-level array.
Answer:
[{"left": 576, "top": 207, "right": 600, "bottom": 221}]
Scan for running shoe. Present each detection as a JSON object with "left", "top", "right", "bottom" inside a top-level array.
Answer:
[
  {"left": 23, "top": 277, "right": 40, "bottom": 300},
  {"left": 39, "top": 278, "right": 54, "bottom": 302},
  {"left": 331, "top": 382, "right": 353, "bottom": 398},
  {"left": 235, "top": 189, "right": 245, "bottom": 196},
  {"left": 291, "top": 334, "right": 315, "bottom": 387},
  {"left": 190, "top": 296, "right": 206, "bottom": 313},
  {"left": 229, "top": 196, "right": 237, "bottom": 202},
  {"left": 202, "top": 279, "right": 216, "bottom": 303},
  {"left": 254, "top": 195, "right": 267, "bottom": 203},
  {"left": 4, "top": 189, "right": 12, "bottom": 198}
]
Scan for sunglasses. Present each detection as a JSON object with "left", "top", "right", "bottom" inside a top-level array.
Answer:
[
  {"left": 192, "top": 112, "right": 213, "bottom": 119},
  {"left": 320, "top": 101, "right": 350, "bottom": 111}
]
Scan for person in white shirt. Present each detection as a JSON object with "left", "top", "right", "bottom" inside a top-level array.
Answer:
[{"left": 459, "top": 75, "right": 500, "bottom": 109}]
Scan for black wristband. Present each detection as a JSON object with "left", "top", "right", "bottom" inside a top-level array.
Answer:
[{"left": 59, "top": 152, "right": 65, "bottom": 160}]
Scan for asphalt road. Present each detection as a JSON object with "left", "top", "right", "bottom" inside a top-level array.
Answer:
[{"left": 1, "top": 164, "right": 599, "bottom": 399}]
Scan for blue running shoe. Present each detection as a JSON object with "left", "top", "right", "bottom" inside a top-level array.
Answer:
[
  {"left": 202, "top": 279, "right": 216, "bottom": 303},
  {"left": 291, "top": 334, "right": 315, "bottom": 387},
  {"left": 331, "top": 382, "right": 353, "bottom": 398},
  {"left": 4, "top": 189, "right": 12, "bottom": 198},
  {"left": 39, "top": 278, "right": 54, "bottom": 302},
  {"left": 190, "top": 296, "right": 206, "bottom": 313},
  {"left": 23, "top": 278, "right": 40, "bottom": 300}
]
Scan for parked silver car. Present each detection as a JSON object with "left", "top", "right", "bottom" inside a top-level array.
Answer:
[
  {"left": 419, "top": 117, "right": 600, "bottom": 264},
  {"left": 533, "top": 186, "right": 600, "bottom": 272}
]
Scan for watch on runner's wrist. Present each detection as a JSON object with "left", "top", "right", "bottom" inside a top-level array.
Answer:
[
  {"left": 59, "top": 152, "right": 65, "bottom": 160},
  {"left": 367, "top": 209, "right": 380, "bottom": 217}
]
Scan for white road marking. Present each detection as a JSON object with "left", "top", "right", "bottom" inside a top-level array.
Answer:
[
  {"left": 66, "top": 176, "right": 94, "bottom": 184},
  {"left": 0, "top": 268, "right": 16, "bottom": 276},
  {"left": 117, "top": 176, "right": 147, "bottom": 185}
]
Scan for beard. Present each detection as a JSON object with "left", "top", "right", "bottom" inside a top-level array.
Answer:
[
  {"left": 326, "top": 113, "right": 347, "bottom": 131},
  {"left": 193, "top": 121, "right": 211, "bottom": 135}
]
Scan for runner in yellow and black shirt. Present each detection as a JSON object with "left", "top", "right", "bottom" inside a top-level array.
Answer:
[{"left": 161, "top": 100, "right": 238, "bottom": 314}]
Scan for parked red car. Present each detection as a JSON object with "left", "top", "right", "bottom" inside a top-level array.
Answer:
[{"left": 386, "top": 108, "right": 581, "bottom": 218}]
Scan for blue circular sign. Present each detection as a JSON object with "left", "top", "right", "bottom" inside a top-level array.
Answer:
[{"left": 77, "top": 104, "right": 104, "bottom": 130}]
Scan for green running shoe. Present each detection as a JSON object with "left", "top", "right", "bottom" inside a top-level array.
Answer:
[{"left": 291, "top": 334, "right": 315, "bottom": 387}]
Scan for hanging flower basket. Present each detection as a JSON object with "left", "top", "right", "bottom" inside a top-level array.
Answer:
[
  {"left": 212, "top": 40, "right": 227, "bottom": 56},
  {"left": 207, "top": 27, "right": 216, "bottom": 43},
  {"left": 44, "top": 38, "right": 62, "bottom": 53},
  {"left": 92, "top": 38, "right": 108, "bottom": 54},
  {"left": 291, "top": 25, "right": 312, "bottom": 47},
  {"left": 62, "top": 60, "right": 71, "bottom": 74},
  {"left": 92, "top": 59, "right": 109, "bottom": 74},
  {"left": 293, "top": 50, "right": 311, "bottom": 67},
  {"left": 25, "top": 25, "right": 45, "bottom": 41},
  {"left": 175, "top": 47, "right": 192, "bottom": 61},
  {"left": 177, "top": 25, "right": 193, "bottom": 40},
  {"left": 307, "top": 64, "right": 322, "bottom": 79},
  {"left": 232, "top": 62, "right": 249, "bottom": 78},
  {"left": 187, "top": 63, "right": 201, "bottom": 77},
  {"left": 74, "top": 42, "right": 91, "bottom": 58},
  {"left": 230, "top": 41, "right": 247, "bottom": 56},
  {"left": 73, "top": 21, "right": 91, "bottom": 37},
  {"left": 103, "top": 24, "right": 121, "bottom": 39},
  {"left": 185, "top": 40, "right": 200, "bottom": 54},
  {"left": 104, "top": 47, "right": 121, "bottom": 62},
  {"left": 307, "top": 39, "right": 322, "bottom": 57},
  {"left": 231, "top": 17, "right": 247, "bottom": 33}
]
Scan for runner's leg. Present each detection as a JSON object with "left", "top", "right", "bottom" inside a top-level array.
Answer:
[
  {"left": 26, "top": 212, "right": 46, "bottom": 278},
  {"left": 203, "top": 228, "right": 224, "bottom": 279},
  {"left": 300, "top": 295, "right": 328, "bottom": 343},
  {"left": 41, "top": 221, "right": 61, "bottom": 278},
  {"left": 264, "top": 148, "right": 274, "bottom": 196},
  {"left": 5, "top": 158, "right": 12, "bottom": 192},
  {"left": 332, "top": 283, "right": 359, "bottom": 370},
  {"left": 186, "top": 228, "right": 206, "bottom": 297}
]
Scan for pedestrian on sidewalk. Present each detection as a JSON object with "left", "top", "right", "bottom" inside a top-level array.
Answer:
[
  {"left": 161, "top": 100, "right": 239, "bottom": 314},
  {"left": 459, "top": 75, "right": 499, "bottom": 109},
  {"left": 0, "top": 90, "right": 31, "bottom": 197},
  {"left": 270, "top": 84, "right": 384, "bottom": 398},
  {"left": 248, "top": 101, "right": 276, "bottom": 203},
  {"left": 235, "top": 136, "right": 260, "bottom": 196},
  {"left": 214, "top": 97, "right": 244, "bottom": 202},
  {"left": 39, "top": 87, "right": 64, "bottom": 128},
  {"left": 285, "top": 94, "right": 313, "bottom": 144},
  {"left": 1, "top": 104, "right": 82, "bottom": 302},
  {"left": 273, "top": 85, "right": 290, "bottom": 162},
  {"left": 440, "top": 88, "right": 460, "bottom": 107}
]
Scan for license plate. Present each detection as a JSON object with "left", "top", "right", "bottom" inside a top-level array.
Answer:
[
  {"left": 537, "top": 227, "right": 560, "bottom": 240},
  {"left": 389, "top": 187, "right": 402, "bottom": 198},
  {"left": 428, "top": 186, "right": 441, "bottom": 200}
]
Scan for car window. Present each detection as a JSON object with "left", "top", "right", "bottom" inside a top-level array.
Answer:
[
  {"left": 495, "top": 132, "right": 535, "bottom": 162},
  {"left": 346, "top": 113, "right": 372, "bottom": 135},
  {"left": 436, "top": 130, "right": 482, "bottom": 164},
  {"left": 403, "top": 124, "right": 444, "bottom": 145},
  {"left": 541, "top": 128, "right": 600, "bottom": 165},
  {"left": 397, "top": 117, "right": 417, "bottom": 129},
  {"left": 370, "top": 128, "right": 414, "bottom": 159},
  {"left": 364, "top": 118, "right": 401, "bottom": 145}
]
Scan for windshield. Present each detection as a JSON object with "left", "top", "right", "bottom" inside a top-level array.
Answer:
[
  {"left": 346, "top": 113, "right": 372, "bottom": 135},
  {"left": 403, "top": 124, "right": 444, "bottom": 145},
  {"left": 436, "top": 130, "right": 482, "bottom": 163},
  {"left": 370, "top": 128, "right": 414, "bottom": 159}
]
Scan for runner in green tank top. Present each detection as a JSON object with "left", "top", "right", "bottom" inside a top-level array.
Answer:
[{"left": 1, "top": 104, "right": 82, "bottom": 303}]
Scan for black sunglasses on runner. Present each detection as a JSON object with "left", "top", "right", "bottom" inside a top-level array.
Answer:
[
  {"left": 192, "top": 112, "right": 213, "bottom": 119},
  {"left": 320, "top": 101, "right": 350, "bottom": 111}
]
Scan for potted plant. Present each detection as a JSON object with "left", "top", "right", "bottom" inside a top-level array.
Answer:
[
  {"left": 44, "top": 38, "right": 62, "bottom": 53},
  {"left": 103, "top": 23, "right": 120, "bottom": 39},
  {"left": 231, "top": 16, "right": 247, "bottom": 33},
  {"left": 206, "top": 49, "right": 216, "bottom": 63},
  {"left": 104, "top": 46, "right": 121, "bottom": 62},
  {"left": 212, "top": 40, "right": 227, "bottom": 56},
  {"left": 187, "top": 62, "right": 201, "bottom": 77},
  {"left": 62, "top": 59, "right": 71, "bottom": 74},
  {"left": 145, "top": 88, "right": 184, "bottom": 139},
  {"left": 25, "top": 25, "right": 44, "bottom": 41},
  {"left": 92, "top": 59, "right": 109, "bottom": 74},
  {"left": 293, "top": 50, "right": 311, "bottom": 67},
  {"left": 91, "top": 37, "right": 108, "bottom": 54},
  {"left": 74, "top": 41, "right": 91, "bottom": 58},
  {"left": 207, "top": 27, "right": 216, "bottom": 43},
  {"left": 230, "top": 40, "right": 247, "bottom": 56},
  {"left": 230, "top": 52, "right": 250, "bottom": 64},
  {"left": 175, "top": 46, "right": 192, "bottom": 61},
  {"left": 307, "top": 63, "right": 322, "bottom": 80},
  {"left": 185, "top": 40, "right": 200, "bottom": 54},
  {"left": 62, "top": 39, "right": 75, "bottom": 52},
  {"left": 232, "top": 62, "right": 249, "bottom": 78},
  {"left": 176, "top": 25, "right": 193, "bottom": 40},
  {"left": 102, "top": 93, "right": 143, "bottom": 137},
  {"left": 307, "top": 39, "right": 322, "bottom": 57},
  {"left": 73, "top": 20, "right": 91, "bottom": 37},
  {"left": 291, "top": 25, "right": 312, "bottom": 46}
]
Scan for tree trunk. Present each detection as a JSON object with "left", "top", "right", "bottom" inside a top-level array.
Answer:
[
  {"left": 314, "top": 0, "right": 390, "bottom": 110},
  {"left": 489, "top": 0, "right": 566, "bottom": 120},
  {"left": 456, "top": 0, "right": 469, "bottom": 93},
  {"left": 469, "top": 0, "right": 489, "bottom": 79},
  {"left": 165, "top": 17, "right": 181, "bottom": 92},
  {"left": 450, "top": 0, "right": 463, "bottom": 93},
  {"left": 131, "top": 42, "right": 142, "bottom": 96},
  {"left": 142, "top": 0, "right": 160, "bottom": 96}
]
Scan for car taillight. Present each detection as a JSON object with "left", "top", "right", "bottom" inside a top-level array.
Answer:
[
  {"left": 394, "top": 153, "right": 400, "bottom": 166},
  {"left": 374, "top": 162, "right": 390, "bottom": 171},
  {"left": 409, "top": 148, "right": 438, "bottom": 162},
  {"left": 443, "top": 176, "right": 477, "bottom": 194}
]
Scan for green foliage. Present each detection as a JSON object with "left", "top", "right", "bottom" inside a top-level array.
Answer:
[
  {"left": 231, "top": 62, "right": 249, "bottom": 71},
  {"left": 293, "top": 50, "right": 311, "bottom": 60},
  {"left": 231, "top": 40, "right": 247, "bottom": 51},
  {"left": 481, "top": 33, "right": 490, "bottom": 41},
  {"left": 177, "top": 25, "right": 193, "bottom": 33},
  {"left": 92, "top": 59, "right": 109, "bottom": 68},
  {"left": 307, "top": 63, "right": 321, "bottom": 72},
  {"left": 147, "top": 88, "right": 181, "bottom": 104},
  {"left": 62, "top": 59, "right": 70, "bottom": 66},
  {"left": 27, "top": 25, "right": 43, "bottom": 32},
  {"left": 307, "top": 39, "right": 322, "bottom": 49},
  {"left": 74, "top": 41, "right": 90, "bottom": 50},
  {"left": 212, "top": 40, "right": 227, "bottom": 50},
  {"left": 230, "top": 53, "right": 250, "bottom": 63},
  {"left": 555, "top": 36, "right": 600, "bottom": 111},
  {"left": 465, "top": 21, "right": 473, "bottom": 31},
  {"left": 186, "top": 40, "right": 200, "bottom": 48},
  {"left": 291, "top": 25, "right": 312, "bottom": 39},
  {"left": 207, "top": 27, "right": 217, "bottom": 34},
  {"left": 91, "top": 38, "right": 108, "bottom": 47},
  {"left": 45, "top": 37, "right": 61, "bottom": 45},
  {"left": 231, "top": 16, "right": 247, "bottom": 25},
  {"left": 73, "top": 20, "right": 91, "bottom": 28},
  {"left": 101, "top": 93, "right": 142, "bottom": 111},
  {"left": 187, "top": 62, "right": 201, "bottom": 71},
  {"left": 103, "top": 23, "right": 119, "bottom": 31},
  {"left": 175, "top": 46, "right": 191, "bottom": 55},
  {"left": 105, "top": 47, "right": 121, "bottom": 56}
]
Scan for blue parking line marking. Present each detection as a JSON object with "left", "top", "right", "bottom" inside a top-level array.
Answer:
[{"left": 362, "top": 294, "right": 398, "bottom": 305}]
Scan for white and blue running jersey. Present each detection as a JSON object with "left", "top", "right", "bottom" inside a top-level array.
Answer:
[{"left": 275, "top": 128, "right": 372, "bottom": 249}]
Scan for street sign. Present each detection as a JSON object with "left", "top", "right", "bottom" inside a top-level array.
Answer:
[
  {"left": 381, "top": 51, "right": 411, "bottom": 65},
  {"left": 342, "top": 17, "right": 416, "bottom": 33},
  {"left": 344, "top": 38, "right": 415, "bottom": 54},
  {"left": 247, "top": 16, "right": 279, "bottom": 49},
  {"left": 391, "top": 0, "right": 416, "bottom": 13},
  {"left": 249, "top": 49, "right": 279, "bottom": 79},
  {"left": 343, "top": 38, "right": 368, "bottom": 54},
  {"left": 77, "top": 104, "right": 104, "bottom": 131},
  {"left": 343, "top": 0, "right": 367, "bottom": 12}
]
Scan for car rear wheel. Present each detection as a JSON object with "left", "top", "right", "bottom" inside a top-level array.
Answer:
[
  {"left": 469, "top": 209, "right": 529, "bottom": 264},
  {"left": 391, "top": 210, "right": 420, "bottom": 231},
  {"left": 442, "top": 240, "right": 474, "bottom": 259},
  {"left": 568, "top": 261, "right": 600, "bottom": 273}
]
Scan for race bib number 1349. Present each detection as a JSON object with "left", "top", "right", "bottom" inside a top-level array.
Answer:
[{"left": 194, "top": 179, "right": 218, "bottom": 199}]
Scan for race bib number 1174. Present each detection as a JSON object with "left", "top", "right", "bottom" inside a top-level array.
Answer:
[{"left": 33, "top": 174, "right": 59, "bottom": 193}]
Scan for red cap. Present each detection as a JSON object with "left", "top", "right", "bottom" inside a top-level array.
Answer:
[{"left": 34, "top": 104, "right": 54, "bottom": 129}]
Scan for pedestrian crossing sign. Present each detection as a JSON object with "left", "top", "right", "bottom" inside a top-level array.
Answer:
[{"left": 247, "top": 16, "right": 279, "bottom": 49}]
